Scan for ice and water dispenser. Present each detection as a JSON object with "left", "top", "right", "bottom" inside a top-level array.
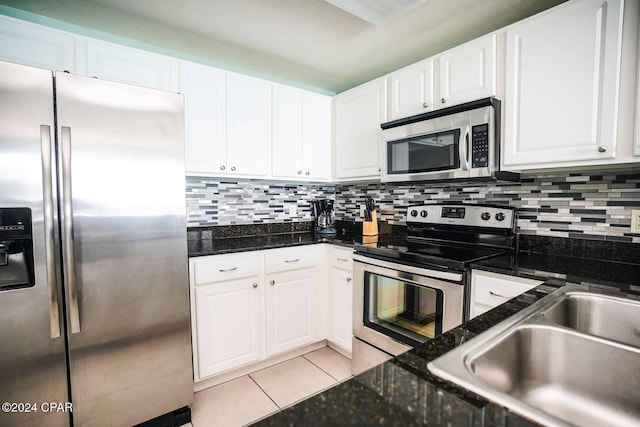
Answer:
[{"left": 0, "top": 208, "right": 35, "bottom": 290}]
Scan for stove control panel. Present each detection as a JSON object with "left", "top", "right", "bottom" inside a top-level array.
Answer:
[{"left": 407, "top": 204, "right": 515, "bottom": 229}]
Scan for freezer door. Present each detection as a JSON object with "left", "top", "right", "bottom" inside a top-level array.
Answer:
[
  {"left": 0, "top": 61, "right": 70, "bottom": 426},
  {"left": 55, "top": 72, "right": 192, "bottom": 426}
]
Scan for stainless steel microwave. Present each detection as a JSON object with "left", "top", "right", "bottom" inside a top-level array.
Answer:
[{"left": 381, "top": 98, "right": 518, "bottom": 183}]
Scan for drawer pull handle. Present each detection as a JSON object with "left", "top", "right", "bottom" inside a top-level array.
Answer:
[
  {"left": 337, "top": 257, "right": 348, "bottom": 262},
  {"left": 219, "top": 267, "right": 238, "bottom": 272},
  {"left": 489, "top": 291, "right": 513, "bottom": 299},
  {"left": 285, "top": 259, "right": 300, "bottom": 263}
]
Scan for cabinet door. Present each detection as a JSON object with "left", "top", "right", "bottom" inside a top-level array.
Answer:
[
  {"left": 265, "top": 269, "right": 315, "bottom": 355},
  {"left": 272, "top": 84, "right": 304, "bottom": 178},
  {"left": 330, "top": 268, "right": 353, "bottom": 353},
  {"left": 180, "top": 61, "right": 227, "bottom": 175},
  {"left": 86, "top": 40, "right": 175, "bottom": 91},
  {"left": 302, "top": 91, "right": 331, "bottom": 180},
  {"left": 503, "top": 0, "right": 622, "bottom": 168},
  {"left": 389, "top": 57, "right": 434, "bottom": 120},
  {"left": 470, "top": 270, "right": 542, "bottom": 319},
  {"left": 195, "top": 278, "right": 262, "bottom": 378},
  {"left": 439, "top": 34, "right": 496, "bottom": 108},
  {"left": 334, "top": 78, "right": 387, "bottom": 180},
  {"left": 0, "top": 15, "right": 74, "bottom": 72},
  {"left": 227, "top": 72, "right": 271, "bottom": 177}
]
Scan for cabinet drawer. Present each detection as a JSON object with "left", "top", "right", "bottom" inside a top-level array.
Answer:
[
  {"left": 329, "top": 246, "right": 353, "bottom": 270},
  {"left": 265, "top": 246, "right": 316, "bottom": 273},
  {"left": 473, "top": 271, "right": 542, "bottom": 308},
  {"left": 192, "top": 253, "right": 260, "bottom": 285}
]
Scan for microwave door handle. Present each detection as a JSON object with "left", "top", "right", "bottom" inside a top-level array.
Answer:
[{"left": 459, "top": 125, "right": 470, "bottom": 171}]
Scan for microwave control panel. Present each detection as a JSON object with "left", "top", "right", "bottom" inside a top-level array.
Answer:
[{"left": 471, "top": 123, "right": 489, "bottom": 168}]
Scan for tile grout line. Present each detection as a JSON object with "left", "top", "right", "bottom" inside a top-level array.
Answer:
[
  {"left": 247, "top": 374, "right": 283, "bottom": 410},
  {"left": 301, "top": 353, "right": 341, "bottom": 383}
]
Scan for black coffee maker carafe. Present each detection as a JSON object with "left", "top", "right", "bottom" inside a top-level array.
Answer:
[{"left": 311, "top": 199, "right": 336, "bottom": 236}]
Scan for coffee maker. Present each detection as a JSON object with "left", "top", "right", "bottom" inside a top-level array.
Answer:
[{"left": 311, "top": 199, "right": 336, "bottom": 236}]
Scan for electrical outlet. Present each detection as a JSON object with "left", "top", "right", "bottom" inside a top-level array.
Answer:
[
  {"left": 289, "top": 206, "right": 296, "bottom": 216},
  {"left": 631, "top": 210, "right": 640, "bottom": 233},
  {"left": 360, "top": 205, "right": 365, "bottom": 218}
]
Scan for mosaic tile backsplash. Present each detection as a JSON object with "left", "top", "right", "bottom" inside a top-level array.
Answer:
[{"left": 186, "top": 169, "right": 640, "bottom": 243}]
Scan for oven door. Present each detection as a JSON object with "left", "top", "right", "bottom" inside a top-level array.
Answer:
[{"left": 353, "top": 255, "right": 465, "bottom": 355}]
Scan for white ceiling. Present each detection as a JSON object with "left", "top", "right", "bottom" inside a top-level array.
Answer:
[{"left": 0, "top": 0, "right": 566, "bottom": 94}]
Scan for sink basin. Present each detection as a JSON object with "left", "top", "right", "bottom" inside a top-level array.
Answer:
[
  {"left": 542, "top": 291, "right": 640, "bottom": 347},
  {"left": 428, "top": 286, "right": 640, "bottom": 427}
]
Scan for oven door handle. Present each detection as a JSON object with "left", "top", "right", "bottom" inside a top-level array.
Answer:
[
  {"left": 352, "top": 254, "right": 463, "bottom": 282},
  {"left": 459, "top": 125, "right": 470, "bottom": 171}
]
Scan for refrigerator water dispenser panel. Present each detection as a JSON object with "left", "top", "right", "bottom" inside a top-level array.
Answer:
[{"left": 0, "top": 208, "right": 35, "bottom": 290}]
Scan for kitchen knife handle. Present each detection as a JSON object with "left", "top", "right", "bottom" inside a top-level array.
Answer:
[
  {"left": 61, "top": 126, "right": 81, "bottom": 334},
  {"left": 459, "top": 125, "right": 470, "bottom": 171},
  {"left": 41, "top": 125, "right": 62, "bottom": 339}
]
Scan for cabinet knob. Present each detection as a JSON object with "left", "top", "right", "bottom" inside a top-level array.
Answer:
[
  {"left": 441, "top": 97, "right": 447, "bottom": 104},
  {"left": 598, "top": 145, "right": 607, "bottom": 153},
  {"left": 305, "top": 171, "right": 310, "bottom": 176},
  {"left": 270, "top": 280, "right": 275, "bottom": 285},
  {"left": 220, "top": 165, "right": 226, "bottom": 171},
  {"left": 252, "top": 283, "right": 258, "bottom": 288},
  {"left": 346, "top": 277, "right": 352, "bottom": 282},
  {"left": 231, "top": 166, "right": 236, "bottom": 171},
  {"left": 297, "top": 170, "right": 302, "bottom": 175},
  {"left": 422, "top": 103, "right": 428, "bottom": 108}
]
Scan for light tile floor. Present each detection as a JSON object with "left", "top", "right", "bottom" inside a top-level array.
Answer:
[{"left": 190, "top": 346, "right": 352, "bottom": 427}]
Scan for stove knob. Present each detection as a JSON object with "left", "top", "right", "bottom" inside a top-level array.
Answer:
[
  {"left": 410, "top": 209, "right": 419, "bottom": 217},
  {"left": 481, "top": 212, "right": 491, "bottom": 221},
  {"left": 495, "top": 212, "right": 506, "bottom": 222},
  {"left": 420, "top": 210, "right": 428, "bottom": 218}
]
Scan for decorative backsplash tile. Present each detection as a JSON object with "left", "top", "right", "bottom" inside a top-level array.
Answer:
[
  {"left": 335, "top": 170, "right": 640, "bottom": 243},
  {"left": 186, "top": 178, "right": 335, "bottom": 226},
  {"left": 186, "top": 169, "right": 639, "bottom": 243}
]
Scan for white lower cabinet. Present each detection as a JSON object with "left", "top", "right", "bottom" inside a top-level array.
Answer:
[
  {"left": 265, "top": 269, "right": 316, "bottom": 355},
  {"left": 470, "top": 270, "right": 543, "bottom": 319},
  {"left": 328, "top": 246, "right": 354, "bottom": 353},
  {"left": 190, "top": 246, "right": 320, "bottom": 381},
  {"left": 195, "top": 278, "right": 262, "bottom": 379}
]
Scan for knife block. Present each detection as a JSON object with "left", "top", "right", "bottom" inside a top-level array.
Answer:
[{"left": 362, "top": 210, "right": 378, "bottom": 236}]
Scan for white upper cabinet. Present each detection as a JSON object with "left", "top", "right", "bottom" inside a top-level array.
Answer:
[
  {"left": 180, "top": 62, "right": 271, "bottom": 178},
  {"left": 180, "top": 61, "right": 227, "bottom": 175},
  {"left": 389, "top": 57, "right": 434, "bottom": 120},
  {"left": 226, "top": 72, "right": 271, "bottom": 177},
  {"left": 0, "top": 15, "right": 74, "bottom": 72},
  {"left": 439, "top": 34, "right": 496, "bottom": 108},
  {"left": 388, "top": 34, "right": 496, "bottom": 121},
  {"left": 86, "top": 40, "right": 175, "bottom": 91},
  {"left": 503, "top": 0, "right": 623, "bottom": 169},
  {"left": 272, "top": 85, "right": 331, "bottom": 181},
  {"left": 334, "top": 77, "right": 387, "bottom": 180},
  {"left": 635, "top": 21, "right": 640, "bottom": 158}
]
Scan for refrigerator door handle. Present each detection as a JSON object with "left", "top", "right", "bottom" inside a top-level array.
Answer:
[
  {"left": 41, "top": 125, "right": 62, "bottom": 339},
  {"left": 61, "top": 126, "right": 81, "bottom": 334}
]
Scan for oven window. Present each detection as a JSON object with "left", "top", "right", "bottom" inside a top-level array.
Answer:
[
  {"left": 387, "top": 129, "right": 460, "bottom": 175},
  {"left": 364, "top": 272, "right": 443, "bottom": 346}
]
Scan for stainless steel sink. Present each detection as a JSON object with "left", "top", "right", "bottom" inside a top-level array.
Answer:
[
  {"left": 428, "top": 286, "right": 640, "bottom": 427},
  {"left": 542, "top": 291, "right": 640, "bottom": 347}
]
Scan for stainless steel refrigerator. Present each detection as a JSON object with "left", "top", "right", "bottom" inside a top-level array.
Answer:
[{"left": 0, "top": 60, "right": 193, "bottom": 427}]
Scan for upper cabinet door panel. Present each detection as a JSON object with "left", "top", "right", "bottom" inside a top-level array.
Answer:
[
  {"left": 503, "top": 0, "right": 623, "bottom": 167},
  {"left": 86, "top": 40, "right": 174, "bottom": 91},
  {"left": 389, "top": 57, "right": 434, "bottom": 120},
  {"left": 301, "top": 91, "right": 331, "bottom": 180},
  {"left": 180, "top": 61, "right": 227, "bottom": 175},
  {"left": 226, "top": 72, "right": 271, "bottom": 177},
  {"left": 334, "top": 78, "right": 387, "bottom": 180},
  {"left": 439, "top": 34, "right": 496, "bottom": 107},
  {"left": 272, "top": 84, "right": 304, "bottom": 178},
  {"left": 0, "top": 16, "right": 74, "bottom": 72}
]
